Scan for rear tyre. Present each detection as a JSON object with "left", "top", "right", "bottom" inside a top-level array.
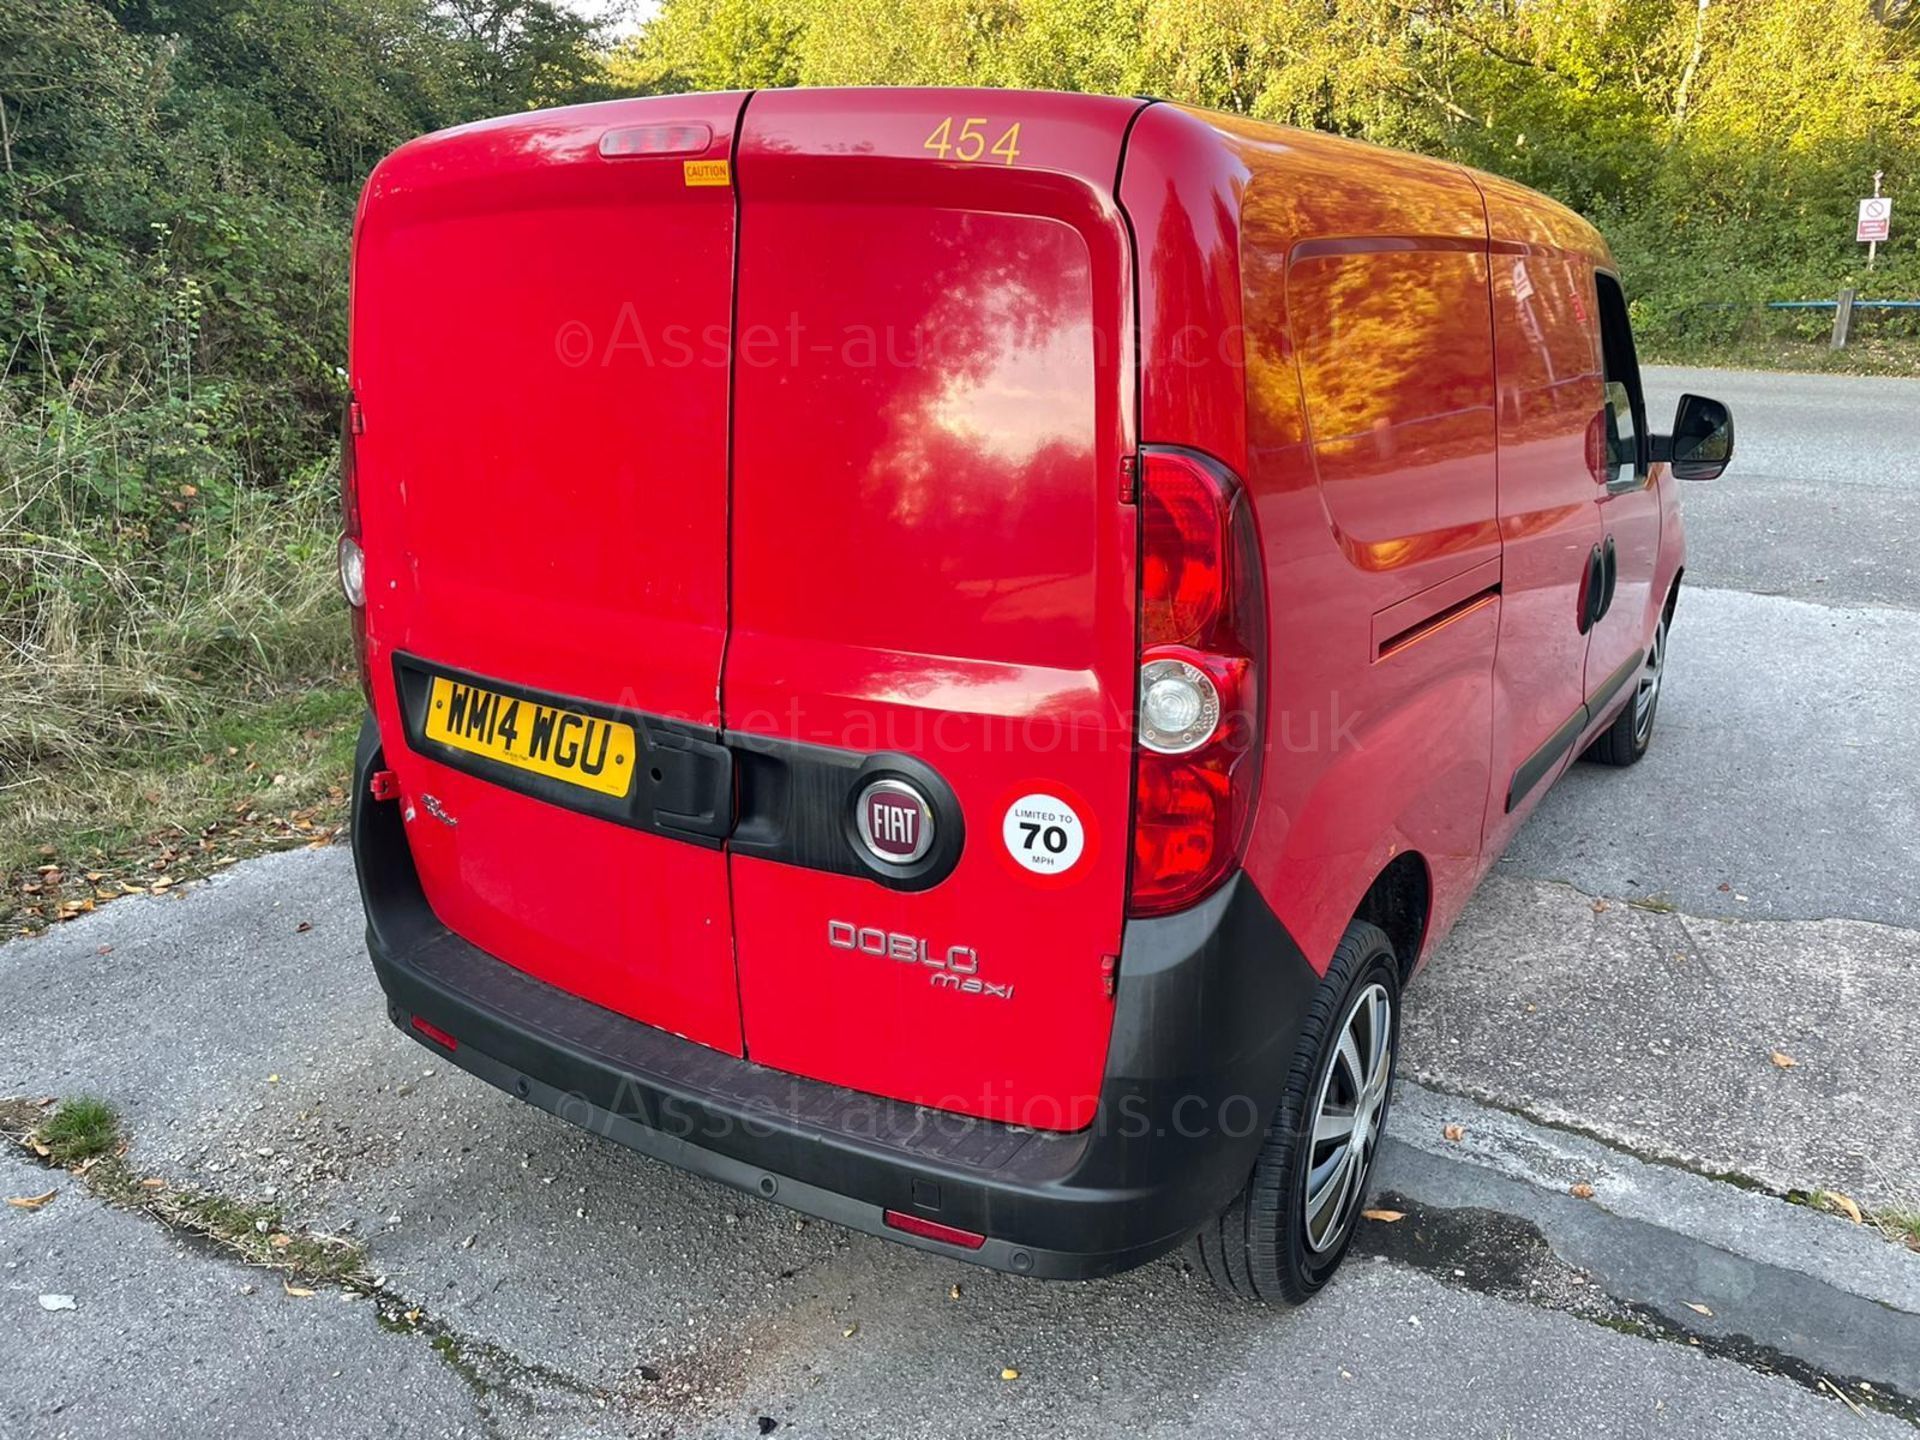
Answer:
[
  {"left": 1191, "top": 919, "right": 1400, "bottom": 1304},
  {"left": 1584, "top": 609, "right": 1667, "bottom": 767}
]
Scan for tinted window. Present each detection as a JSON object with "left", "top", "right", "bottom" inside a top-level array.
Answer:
[{"left": 1594, "top": 273, "right": 1646, "bottom": 485}]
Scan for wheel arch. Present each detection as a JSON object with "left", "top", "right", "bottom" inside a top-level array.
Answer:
[
  {"left": 1352, "top": 851, "right": 1432, "bottom": 980},
  {"left": 1663, "top": 566, "right": 1684, "bottom": 623}
]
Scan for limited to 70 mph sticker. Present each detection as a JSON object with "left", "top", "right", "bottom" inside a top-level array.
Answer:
[{"left": 1002, "top": 792, "right": 1087, "bottom": 876}]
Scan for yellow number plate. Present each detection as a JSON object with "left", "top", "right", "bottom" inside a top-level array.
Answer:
[{"left": 423, "top": 676, "right": 636, "bottom": 799}]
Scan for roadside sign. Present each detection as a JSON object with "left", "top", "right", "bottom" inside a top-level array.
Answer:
[{"left": 1858, "top": 196, "right": 1892, "bottom": 243}]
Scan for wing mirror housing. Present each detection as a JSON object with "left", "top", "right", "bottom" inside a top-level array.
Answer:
[{"left": 1653, "top": 393, "right": 1733, "bottom": 481}]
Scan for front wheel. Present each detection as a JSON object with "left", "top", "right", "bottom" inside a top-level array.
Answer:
[
  {"left": 1584, "top": 609, "right": 1667, "bottom": 767},
  {"left": 1191, "top": 919, "right": 1401, "bottom": 1304}
]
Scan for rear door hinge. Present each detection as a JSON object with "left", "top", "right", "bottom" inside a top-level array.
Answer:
[
  {"left": 349, "top": 400, "right": 366, "bottom": 435},
  {"left": 1100, "top": 953, "right": 1119, "bottom": 1000},
  {"left": 1118, "top": 453, "right": 1138, "bottom": 505},
  {"left": 368, "top": 768, "right": 400, "bottom": 802}
]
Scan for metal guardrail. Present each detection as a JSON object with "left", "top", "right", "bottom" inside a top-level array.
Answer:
[
  {"left": 1766, "top": 291, "right": 1920, "bottom": 347},
  {"left": 1766, "top": 299, "right": 1920, "bottom": 310}
]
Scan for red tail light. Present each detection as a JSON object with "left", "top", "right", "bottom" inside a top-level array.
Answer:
[
  {"left": 340, "top": 398, "right": 371, "bottom": 703},
  {"left": 1128, "top": 450, "right": 1264, "bottom": 917}
]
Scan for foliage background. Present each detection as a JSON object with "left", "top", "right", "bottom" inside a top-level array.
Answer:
[{"left": 1, "top": 0, "right": 1916, "bottom": 916}]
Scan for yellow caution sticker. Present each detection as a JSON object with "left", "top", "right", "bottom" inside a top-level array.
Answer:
[{"left": 683, "top": 159, "right": 731, "bottom": 187}]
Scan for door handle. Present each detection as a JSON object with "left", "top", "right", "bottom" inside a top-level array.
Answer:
[
  {"left": 1598, "top": 534, "right": 1618, "bottom": 623},
  {"left": 1578, "top": 544, "right": 1603, "bottom": 635}
]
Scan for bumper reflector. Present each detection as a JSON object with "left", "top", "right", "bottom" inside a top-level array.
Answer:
[
  {"left": 883, "top": 1209, "right": 987, "bottom": 1250},
  {"left": 410, "top": 1015, "right": 459, "bottom": 1052}
]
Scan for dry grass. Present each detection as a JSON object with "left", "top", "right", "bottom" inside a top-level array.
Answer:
[{"left": 1, "top": 366, "right": 359, "bottom": 927}]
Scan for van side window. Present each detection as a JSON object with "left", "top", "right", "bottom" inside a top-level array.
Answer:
[{"left": 1594, "top": 273, "right": 1647, "bottom": 487}]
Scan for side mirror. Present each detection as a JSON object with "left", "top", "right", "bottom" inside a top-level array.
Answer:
[{"left": 1660, "top": 393, "right": 1733, "bottom": 481}]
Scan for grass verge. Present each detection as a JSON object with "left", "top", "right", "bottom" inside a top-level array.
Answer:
[
  {"left": 2, "top": 680, "right": 361, "bottom": 935},
  {"left": 2, "top": 380, "right": 360, "bottom": 936},
  {"left": 1, "top": 1095, "right": 371, "bottom": 1289},
  {"left": 1643, "top": 321, "right": 1920, "bottom": 379}
]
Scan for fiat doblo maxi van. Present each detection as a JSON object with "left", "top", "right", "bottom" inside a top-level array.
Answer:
[{"left": 346, "top": 89, "right": 1732, "bottom": 1303}]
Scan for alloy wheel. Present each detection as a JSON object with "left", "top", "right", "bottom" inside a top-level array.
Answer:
[
  {"left": 1303, "top": 981, "right": 1394, "bottom": 1253},
  {"left": 1634, "top": 614, "right": 1667, "bottom": 744}
]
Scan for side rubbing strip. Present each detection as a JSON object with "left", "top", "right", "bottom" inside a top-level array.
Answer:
[
  {"left": 1585, "top": 646, "right": 1645, "bottom": 727},
  {"left": 1504, "top": 646, "right": 1645, "bottom": 813},
  {"left": 1507, "top": 704, "right": 1587, "bottom": 814}
]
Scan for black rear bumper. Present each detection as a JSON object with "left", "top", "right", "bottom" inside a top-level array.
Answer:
[{"left": 352, "top": 717, "right": 1321, "bottom": 1279}]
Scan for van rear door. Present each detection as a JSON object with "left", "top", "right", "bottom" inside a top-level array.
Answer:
[
  {"left": 351, "top": 95, "right": 749, "bottom": 1056},
  {"left": 722, "top": 91, "right": 1145, "bottom": 1130}
]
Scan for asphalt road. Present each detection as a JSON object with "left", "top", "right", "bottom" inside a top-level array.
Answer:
[
  {"left": 4, "top": 851, "right": 1912, "bottom": 1440},
  {"left": 1417, "top": 365, "right": 1920, "bottom": 1211},
  {"left": 5, "top": 365, "right": 1918, "bottom": 1437}
]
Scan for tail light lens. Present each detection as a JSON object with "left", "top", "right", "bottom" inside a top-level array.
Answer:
[
  {"left": 340, "top": 397, "right": 371, "bottom": 702},
  {"left": 1128, "top": 449, "right": 1264, "bottom": 917}
]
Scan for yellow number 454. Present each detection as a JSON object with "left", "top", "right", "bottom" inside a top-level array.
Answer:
[{"left": 923, "top": 117, "right": 1022, "bottom": 166}]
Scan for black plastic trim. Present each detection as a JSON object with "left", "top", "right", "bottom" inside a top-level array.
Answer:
[
  {"left": 1505, "top": 644, "right": 1644, "bottom": 812},
  {"left": 1507, "top": 703, "right": 1587, "bottom": 813},
  {"left": 1584, "top": 644, "right": 1645, "bottom": 734},
  {"left": 352, "top": 716, "right": 1319, "bottom": 1278},
  {"left": 729, "top": 736, "right": 964, "bottom": 892},
  {"left": 389, "top": 652, "right": 965, "bottom": 886},
  {"left": 391, "top": 651, "right": 733, "bottom": 844}
]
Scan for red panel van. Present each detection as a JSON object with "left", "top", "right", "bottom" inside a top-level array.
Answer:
[{"left": 345, "top": 90, "right": 1732, "bottom": 1302}]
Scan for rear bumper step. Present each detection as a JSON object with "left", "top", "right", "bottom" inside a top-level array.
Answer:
[{"left": 352, "top": 716, "right": 1320, "bottom": 1279}]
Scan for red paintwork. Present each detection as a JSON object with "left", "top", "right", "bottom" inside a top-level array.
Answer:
[
  {"left": 351, "top": 93, "right": 749, "bottom": 1054},
  {"left": 350, "top": 89, "right": 1686, "bottom": 1131},
  {"left": 724, "top": 90, "right": 1140, "bottom": 1129}
]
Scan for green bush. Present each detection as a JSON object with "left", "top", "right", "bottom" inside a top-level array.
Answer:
[{"left": 0, "top": 0, "right": 614, "bottom": 831}]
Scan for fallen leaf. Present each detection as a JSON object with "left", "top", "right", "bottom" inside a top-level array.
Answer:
[
  {"left": 7, "top": 1190, "right": 57, "bottom": 1211},
  {"left": 1000, "top": 1368, "right": 1020, "bottom": 1382},
  {"left": 269, "top": 1233, "right": 293, "bottom": 1249},
  {"left": 1569, "top": 1183, "right": 1595, "bottom": 1200},
  {"left": 1591, "top": 899, "right": 1609, "bottom": 913},
  {"left": 1361, "top": 1208, "right": 1405, "bottom": 1223},
  {"left": 295, "top": 920, "right": 313, "bottom": 934},
  {"left": 282, "top": 1281, "right": 316, "bottom": 1298},
  {"left": 1824, "top": 1191, "right": 1864, "bottom": 1225},
  {"left": 38, "top": 1294, "right": 77, "bottom": 1311},
  {"left": 1443, "top": 1124, "right": 1466, "bottom": 1143},
  {"left": 141, "top": 1178, "right": 166, "bottom": 1190},
  {"left": 841, "top": 1325, "right": 857, "bottom": 1338},
  {"left": 948, "top": 1284, "right": 962, "bottom": 1300},
  {"left": 1770, "top": 1051, "right": 1797, "bottom": 1069},
  {"left": 1684, "top": 1302, "right": 1714, "bottom": 1317}
]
